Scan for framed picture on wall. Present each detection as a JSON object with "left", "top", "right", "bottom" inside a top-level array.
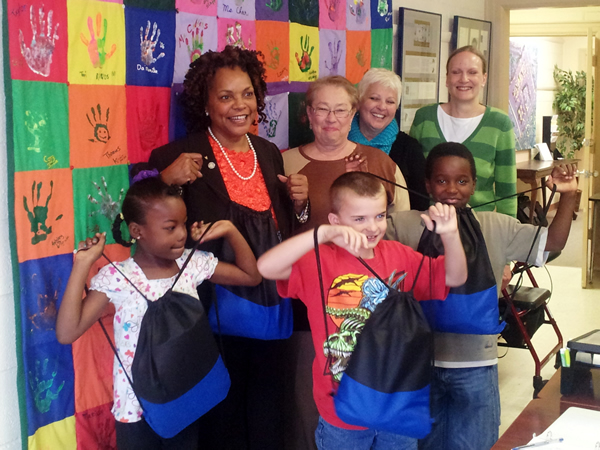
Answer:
[
  {"left": 397, "top": 8, "right": 442, "bottom": 133},
  {"left": 452, "top": 16, "right": 492, "bottom": 104}
]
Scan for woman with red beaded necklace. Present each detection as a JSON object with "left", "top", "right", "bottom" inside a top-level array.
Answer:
[{"left": 148, "top": 46, "right": 308, "bottom": 450}]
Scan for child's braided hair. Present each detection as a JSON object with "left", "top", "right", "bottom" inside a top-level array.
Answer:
[{"left": 112, "top": 164, "right": 182, "bottom": 247}]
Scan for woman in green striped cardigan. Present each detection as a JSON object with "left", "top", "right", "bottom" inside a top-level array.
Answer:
[{"left": 410, "top": 45, "right": 517, "bottom": 217}]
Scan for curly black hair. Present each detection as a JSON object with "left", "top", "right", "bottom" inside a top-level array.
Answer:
[{"left": 181, "top": 46, "right": 268, "bottom": 134}]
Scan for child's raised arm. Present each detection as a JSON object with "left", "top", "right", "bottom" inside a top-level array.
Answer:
[
  {"left": 545, "top": 163, "right": 578, "bottom": 252},
  {"left": 258, "top": 225, "right": 369, "bottom": 280},
  {"left": 192, "top": 221, "right": 262, "bottom": 287},
  {"left": 56, "top": 233, "right": 110, "bottom": 344},
  {"left": 420, "top": 203, "right": 467, "bottom": 287}
]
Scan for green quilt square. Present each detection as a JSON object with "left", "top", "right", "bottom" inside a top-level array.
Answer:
[
  {"left": 72, "top": 165, "right": 130, "bottom": 246},
  {"left": 371, "top": 28, "right": 393, "bottom": 71},
  {"left": 12, "top": 80, "right": 70, "bottom": 172}
]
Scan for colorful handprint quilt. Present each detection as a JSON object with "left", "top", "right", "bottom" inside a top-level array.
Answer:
[{"left": 4, "top": 0, "right": 393, "bottom": 447}]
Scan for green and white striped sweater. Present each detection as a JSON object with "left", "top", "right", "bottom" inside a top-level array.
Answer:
[{"left": 410, "top": 103, "right": 517, "bottom": 217}]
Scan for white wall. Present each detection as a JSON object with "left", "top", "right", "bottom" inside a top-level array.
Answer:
[
  {"left": 0, "top": 1, "right": 21, "bottom": 448},
  {"left": 561, "top": 36, "right": 588, "bottom": 74}
]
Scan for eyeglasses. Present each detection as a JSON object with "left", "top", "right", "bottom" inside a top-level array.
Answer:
[{"left": 310, "top": 107, "right": 353, "bottom": 118}]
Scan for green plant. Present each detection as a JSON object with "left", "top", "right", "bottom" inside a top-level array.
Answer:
[{"left": 553, "top": 66, "right": 587, "bottom": 159}]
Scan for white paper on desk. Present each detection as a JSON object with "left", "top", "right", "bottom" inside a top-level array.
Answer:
[
  {"left": 522, "top": 407, "right": 600, "bottom": 449},
  {"left": 534, "top": 143, "right": 554, "bottom": 161}
]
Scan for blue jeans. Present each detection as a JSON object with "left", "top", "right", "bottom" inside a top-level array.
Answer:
[
  {"left": 419, "top": 365, "right": 500, "bottom": 450},
  {"left": 315, "top": 416, "right": 417, "bottom": 450}
]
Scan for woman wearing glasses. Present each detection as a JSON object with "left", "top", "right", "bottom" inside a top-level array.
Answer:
[{"left": 283, "top": 76, "right": 409, "bottom": 233}]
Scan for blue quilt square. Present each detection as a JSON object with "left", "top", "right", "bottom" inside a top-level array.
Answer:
[
  {"left": 125, "top": 7, "right": 176, "bottom": 87},
  {"left": 370, "top": 0, "right": 392, "bottom": 29},
  {"left": 20, "top": 254, "right": 73, "bottom": 347},
  {"left": 24, "top": 341, "right": 75, "bottom": 435}
]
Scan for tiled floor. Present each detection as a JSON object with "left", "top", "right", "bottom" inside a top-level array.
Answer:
[{"left": 497, "top": 212, "right": 600, "bottom": 437}]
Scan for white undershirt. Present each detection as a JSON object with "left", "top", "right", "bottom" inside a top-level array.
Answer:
[{"left": 438, "top": 105, "right": 484, "bottom": 143}]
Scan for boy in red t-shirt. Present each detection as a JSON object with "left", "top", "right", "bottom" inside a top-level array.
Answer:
[{"left": 257, "top": 172, "right": 467, "bottom": 450}]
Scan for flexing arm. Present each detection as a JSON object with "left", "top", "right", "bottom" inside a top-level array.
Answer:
[
  {"left": 258, "top": 226, "right": 368, "bottom": 280},
  {"left": 56, "top": 233, "right": 110, "bottom": 344},
  {"left": 545, "top": 163, "right": 578, "bottom": 252},
  {"left": 193, "top": 221, "right": 261, "bottom": 286},
  {"left": 420, "top": 203, "right": 467, "bottom": 287}
]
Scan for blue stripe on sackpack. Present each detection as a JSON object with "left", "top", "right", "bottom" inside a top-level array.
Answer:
[
  {"left": 139, "top": 355, "right": 231, "bottom": 439},
  {"left": 420, "top": 285, "right": 505, "bottom": 335},
  {"left": 335, "top": 375, "right": 432, "bottom": 439},
  {"left": 208, "top": 285, "right": 293, "bottom": 340}
]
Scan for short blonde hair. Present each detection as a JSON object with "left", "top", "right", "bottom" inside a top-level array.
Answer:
[
  {"left": 357, "top": 68, "right": 402, "bottom": 107},
  {"left": 329, "top": 172, "right": 386, "bottom": 214},
  {"left": 305, "top": 76, "right": 359, "bottom": 110},
  {"left": 446, "top": 46, "right": 487, "bottom": 75}
]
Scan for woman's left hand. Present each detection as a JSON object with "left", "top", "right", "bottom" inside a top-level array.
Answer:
[{"left": 278, "top": 174, "right": 309, "bottom": 213}]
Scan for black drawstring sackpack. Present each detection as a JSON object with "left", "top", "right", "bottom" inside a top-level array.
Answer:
[
  {"left": 417, "top": 207, "right": 505, "bottom": 335},
  {"left": 99, "top": 224, "right": 230, "bottom": 439},
  {"left": 206, "top": 202, "right": 293, "bottom": 340},
  {"left": 314, "top": 227, "right": 434, "bottom": 439}
]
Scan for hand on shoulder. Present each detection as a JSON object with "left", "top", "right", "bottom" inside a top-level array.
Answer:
[{"left": 345, "top": 153, "right": 368, "bottom": 173}]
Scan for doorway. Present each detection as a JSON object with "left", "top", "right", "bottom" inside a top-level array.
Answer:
[{"left": 506, "top": 5, "right": 600, "bottom": 286}]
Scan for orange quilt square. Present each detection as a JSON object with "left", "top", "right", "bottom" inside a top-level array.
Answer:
[
  {"left": 14, "top": 169, "right": 74, "bottom": 263},
  {"left": 69, "top": 85, "right": 128, "bottom": 169},
  {"left": 345, "top": 30, "right": 371, "bottom": 84},
  {"left": 256, "top": 21, "right": 290, "bottom": 83}
]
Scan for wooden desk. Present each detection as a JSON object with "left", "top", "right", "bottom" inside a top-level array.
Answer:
[
  {"left": 516, "top": 159, "right": 579, "bottom": 222},
  {"left": 516, "top": 160, "right": 563, "bottom": 182},
  {"left": 493, "top": 368, "right": 600, "bottom": 450}
]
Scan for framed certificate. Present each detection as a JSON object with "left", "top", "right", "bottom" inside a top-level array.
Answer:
[{"left": 397, "top": 8, "right": 442, "bottom": 133}]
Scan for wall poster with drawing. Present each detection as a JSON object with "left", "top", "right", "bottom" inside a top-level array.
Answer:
[
  {"left": 452, "top": 16, "right": 492, "bottom": 105},
  {"left": 396, "top": 8, "right": 441, "bottom": 133}
]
